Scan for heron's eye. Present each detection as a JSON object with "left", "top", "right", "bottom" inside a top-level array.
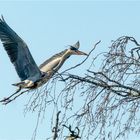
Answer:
[{"left": 70, "top": 46, "right": 78, "bottom": 51}]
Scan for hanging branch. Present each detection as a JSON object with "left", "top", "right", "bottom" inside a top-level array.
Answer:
[{"left": 52, "top": 111, "right": 61, "bottom": 140}]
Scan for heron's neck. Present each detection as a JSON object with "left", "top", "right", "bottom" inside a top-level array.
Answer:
[
  {"left": 62, "top": 49, "right": 72, "bottom": 60},
  {"left": 52, "top": 50, "right": 72, "bottom": 71},
  {"left": 39, "top": 49, "right": 72, "bottom": 73}
]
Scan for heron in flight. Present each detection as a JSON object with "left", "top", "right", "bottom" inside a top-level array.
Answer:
[{"left": 0, "top": 16, "right": 87, "bottom": 104}]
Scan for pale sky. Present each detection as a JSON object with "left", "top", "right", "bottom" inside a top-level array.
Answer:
[{"left": 0, "top": 1, "right": 140, "bottom": 140}]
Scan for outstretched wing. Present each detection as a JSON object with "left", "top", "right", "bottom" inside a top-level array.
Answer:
[{"left": 0, "top": 16, "right": 42, "bottom": 81}]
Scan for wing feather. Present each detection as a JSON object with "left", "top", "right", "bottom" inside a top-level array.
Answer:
[{"left": 0, "top": 17, "right": 42, "bottom": 81}]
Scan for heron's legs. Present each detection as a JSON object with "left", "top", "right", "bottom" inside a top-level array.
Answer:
[
  {"left": 2, "top": 86, "right": 21, "bottom": 101},
  {"left": 0, "top": 87, "right": 29, "bottom": 105}
]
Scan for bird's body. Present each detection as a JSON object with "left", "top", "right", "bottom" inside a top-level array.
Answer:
[{"left": 0, "top": 16, "right": 87, "bottom": 104}]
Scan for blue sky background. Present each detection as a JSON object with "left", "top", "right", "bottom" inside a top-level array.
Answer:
[{"left": 0, "top": 1, "right": 140, "bottom": 140}]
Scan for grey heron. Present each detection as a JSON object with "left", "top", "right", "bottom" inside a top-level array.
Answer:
[{"left": 0, "top": 16, "right": 87, "bottom": 104}]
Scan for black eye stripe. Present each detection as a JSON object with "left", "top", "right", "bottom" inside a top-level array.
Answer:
[{"left": 70, "top": 46, "right": 78, "bottom": 51}]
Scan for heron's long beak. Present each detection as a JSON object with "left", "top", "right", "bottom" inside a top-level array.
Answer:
[{"left": 76, "top": 50, "right": 88, "bottom": 56}]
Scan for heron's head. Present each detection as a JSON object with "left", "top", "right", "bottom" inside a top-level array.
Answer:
[{"left": 68, "top": 41, "right": 88, "bottom": 56}]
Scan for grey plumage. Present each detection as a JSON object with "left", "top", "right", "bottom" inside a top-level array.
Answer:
[
  {"left": 0, "top": 16, "right": 42, "bottom": 82},
  {"left": 0, "top": 16, "right": 87, "bottom": 91},
  {"left": 0, "top": 16, "right": 88, "bottom": 104},
  {"left": 0, "top": 16, "right": 88, "bottom": 105}
]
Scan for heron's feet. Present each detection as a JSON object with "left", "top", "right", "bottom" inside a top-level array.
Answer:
[
  {"left": 0, "top": 97, "right": 12, "bottom": 105},
  {"left": 0, "top": 87, "right": 29, "bottom": 105},
  {"left": 0, "top": 87, "right": 21, "bottom": 105}
]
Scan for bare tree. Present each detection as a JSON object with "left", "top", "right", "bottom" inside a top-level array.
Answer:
[
  {"left": 2, "top": 36, "right": 140, "bottom": 140},
  {"left": 55, "top": 36, "right": 140, "bottom": 140}
]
